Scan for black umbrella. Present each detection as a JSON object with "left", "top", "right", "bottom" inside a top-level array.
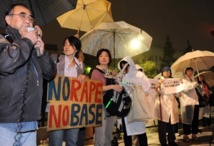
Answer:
[{"left": 0, "top": 0, "right": 77, "bottom": 28}]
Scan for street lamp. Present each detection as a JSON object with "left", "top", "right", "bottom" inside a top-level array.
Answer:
[{"left": 129, "top": 34, "right": 144, "bottom": 50}]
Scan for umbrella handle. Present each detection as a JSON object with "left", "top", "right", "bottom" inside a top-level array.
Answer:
[
  {"left": 75, "top": 29, "right": 80, "bottom": 38},
  {"left": 193, "top": 58, "right": 199, "bottom": 75},
  {"left": 192, "top": 49, "right": 199, "bottom": 75}
]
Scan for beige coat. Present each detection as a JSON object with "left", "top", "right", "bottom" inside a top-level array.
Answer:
[{"left": 154, "top": 78, "right": 179, "bottom": 124}]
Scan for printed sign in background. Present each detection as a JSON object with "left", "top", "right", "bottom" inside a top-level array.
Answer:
[
  {"left": 162, "top": 78, "right": 184, "bottom": 94},
  {"left": 47, "top": 76, "right": 103, "bottom": 131},
  {"left": 148, "top": 78, "right": 158, "bottom": 89}
]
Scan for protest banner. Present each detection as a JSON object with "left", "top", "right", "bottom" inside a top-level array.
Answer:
[
  {"left": 162, "top": 78, "right": 184, "bottom": 94},
  {"left": 148, "top": 78, "right": 159, "bottom": 118},
  {"left": 47, "top": 76, "right": 103, "bottom": 131},
  {"left": 149, "top": 78, "right": 158, "bottom": 89}
]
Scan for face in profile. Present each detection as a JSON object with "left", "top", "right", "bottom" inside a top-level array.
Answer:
[{"left": 63, "top": 39, "right": 77, "bottom": 56}]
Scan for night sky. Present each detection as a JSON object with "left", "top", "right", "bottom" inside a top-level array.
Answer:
[
  {"left": 108, "top": 0, "right": 214, "bottom": 51},
  {"left": 0, "top": 1, "right": 204, "bottom": 52}
]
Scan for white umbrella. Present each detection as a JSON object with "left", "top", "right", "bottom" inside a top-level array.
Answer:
[
  {"left": 171, "top": 50, "right": 214, "bottom": 74},
  {"left": 80, "top": 21, "right": 152, "bottom": 66},
  {"left": 195, "top": 71, "right": 214, "bottom": 87}
]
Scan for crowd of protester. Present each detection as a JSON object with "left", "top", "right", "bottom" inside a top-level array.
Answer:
[{"left": 0, "top": 3, "right": 213, "bottom": 146}]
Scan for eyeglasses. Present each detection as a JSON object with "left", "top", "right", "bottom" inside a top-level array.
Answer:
[{"left": 8, "top": 13, "right": 35, "bottom": 23}]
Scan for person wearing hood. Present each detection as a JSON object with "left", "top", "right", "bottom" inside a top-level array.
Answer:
[
  {"left": 90, "top": 48, "right": 123, "bottom": 146},
  {"left": 132, "top": 64, "right": 144, "bottom": 146},
  {"left": 135, "top": 64, "right": 144, "bottom": 72},
  {"left": 155, "top": 66, "right": 179, "bottom": 146},
  {"left": 118, "top": 56, "right": 151, "bottom": 146},
  {"left": 180, "top": 67, "right": 199, "bottom": 142}
]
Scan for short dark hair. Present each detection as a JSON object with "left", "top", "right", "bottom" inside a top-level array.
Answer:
[
  {"left": 5, "top": 3, "right": 33, "bottom": 16},
  {"left": 96, "top": 48, "right": 112, "bottom": 66},
  {"left": 4, "top": 3, "right": 33, "bottom": 26},
  {"left": 64, "top": 35, "right": 82, "bottom": 51},
  {"left": 185, "top": 67, "right": 193, "bottom": 74}
]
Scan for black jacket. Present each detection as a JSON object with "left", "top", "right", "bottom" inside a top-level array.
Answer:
[{"left": 0, "top": 26, "right": 56, "bottom": 122}]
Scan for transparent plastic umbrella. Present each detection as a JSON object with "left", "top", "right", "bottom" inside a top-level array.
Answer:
[{"left": 80, "top": 21, "right": 152, "bottom": 67}]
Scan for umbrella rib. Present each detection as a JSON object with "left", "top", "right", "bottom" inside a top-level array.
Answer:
[
  {"left": 75, "top": 0, "right": 87, "bottom": 31},
  {"left": 84, "top": 5, "right": 92, "bottom": 29},
  {"left": 114, "top": 32, "right": 129, "bottom": 57},
  {"left": 86, "top": 0, "right": 110, "bottom": 13},
  {"left": 199, "top": 57, "right": 210, "bottom": 69},
  {"left": 96, "top": 28, "right": 137, "bottom": 59},
  {"left": 78, "top": 1, "right": 111, "bottom": 30},
  {"left": 31, "top": 0, "right": 45, "bottom": 24},
  {"left": 97, "top": 29, "right": 115, "bottom": 33},
  {"left": 78, "top": 4, "right": 85, "bottom": 31},
  {"left": 97, "top": 29, "right": 130, "bottom": 35}
]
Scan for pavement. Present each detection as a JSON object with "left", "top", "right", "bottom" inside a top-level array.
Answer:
[
  {"left": 82, "top": 122, "right": 214, "bottom": 146},
  {"left": 37, "top": 108, "right": 214, "bottom": 146},
  {"left": 83, "top": 108, "right": 214, "bottom": 146},
  {"left": 120, "top": 126, "right": 214, "bottom": 146}
]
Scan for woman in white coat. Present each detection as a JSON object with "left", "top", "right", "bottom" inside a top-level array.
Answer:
[
  {"left": 155, "top": 66, "right": 179, "bottom": 146},
  {"left": 118, "top": 56, "right": 151, "bottom": 146},
  {"left": 180, "top": 67, "right": 199, "bottom": 142}
]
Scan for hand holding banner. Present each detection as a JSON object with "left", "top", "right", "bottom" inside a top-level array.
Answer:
[{"left": 162, "top": 78, "right": 184, "bottom": 94}]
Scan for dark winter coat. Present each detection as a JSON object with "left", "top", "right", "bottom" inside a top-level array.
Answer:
[{"left": 0, "top": 26, "right": 56, "bottom": 122}]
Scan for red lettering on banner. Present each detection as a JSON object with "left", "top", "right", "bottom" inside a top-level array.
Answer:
[
  {"left": 49, "top": 105, "right": 62, "bottom": 128},
  {"left": 47, "top": 77, "right": 104, "bottom": 131},
  {"left": 95, "top": 82, "right": 102, "bottom": 103},
  {"left": 62, "top": 106, "right": 69, "bottom": 126},
  {"left": 80, "top": 82, "right": 89, "bottom": 102},
  {"left": 89, "top": 82, "right": 96, "bottom": 102},
  {"left": 70, "top": 79, "right": 81, "bottom": 102}
]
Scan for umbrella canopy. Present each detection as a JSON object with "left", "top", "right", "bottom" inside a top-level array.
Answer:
[
  {"left": 80, "top": 21, "right": 152, "bottom": 60},
  {"left": 171, "top": 50, "right": 214, "bottom": 74},
  {"left": 57, "top": 0, "right": 113, "bottom": 33},
  {"left": 195, "top": 71, "right": 214, "bottom": 87},
  {"left": 0, "top": 0, "right": 77, "bottom": 28}
]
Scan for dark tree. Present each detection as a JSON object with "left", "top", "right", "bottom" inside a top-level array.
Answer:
[
  {"left": 183, "top": 40, "right": 192, "bottom": 54},
  {"left": 160, "top": 35, "right": 175, "bottom": 69},
  {"left": 140, "top": 61, "right": 158, "bottom": 78}
]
